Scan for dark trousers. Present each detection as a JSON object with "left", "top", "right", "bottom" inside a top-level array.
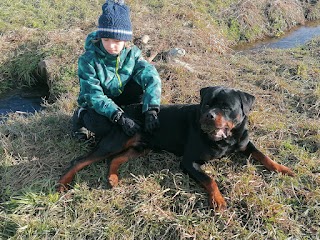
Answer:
[
  {"left": 74, "top": 80, "right": 143, "bottom": 136},
  {"left": 112, "top": 80, "right": 143, "bottom": 106}
]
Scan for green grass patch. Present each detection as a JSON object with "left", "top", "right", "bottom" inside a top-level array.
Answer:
[{"left": 0, "top": 0, "right": 103, "bottom": 32}]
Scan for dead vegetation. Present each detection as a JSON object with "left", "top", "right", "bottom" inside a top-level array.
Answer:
[{"left": 0, "top": 0, "right": 319, "bottom": 239}]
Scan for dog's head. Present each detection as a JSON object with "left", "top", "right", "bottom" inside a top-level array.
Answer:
[{"left": 199, "top": 86, "right": 255, "bottom": 141}]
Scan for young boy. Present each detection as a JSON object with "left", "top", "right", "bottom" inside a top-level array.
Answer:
[{"left": 72, "top": 0, "right": 161, "bottom": 140}]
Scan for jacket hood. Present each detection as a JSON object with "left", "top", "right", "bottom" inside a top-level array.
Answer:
[{"left": 84, "top": 31, "right": 113, "bottom": 57}]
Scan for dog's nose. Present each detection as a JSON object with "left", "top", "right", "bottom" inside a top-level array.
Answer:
[{"left": 206, "top": 112, "right": 215, "bottom": 119}]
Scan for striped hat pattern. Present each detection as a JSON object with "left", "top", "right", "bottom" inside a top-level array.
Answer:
[{"left": 97, "top": 0, "right": 132, "bottom": 41}]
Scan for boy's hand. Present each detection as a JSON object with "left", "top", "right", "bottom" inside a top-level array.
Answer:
[
  {"left": 116, "top": 113, "right": 141, "bottom": 136},
  {"left": 144, "top": 110, "right": 160, "bottom": 133}
]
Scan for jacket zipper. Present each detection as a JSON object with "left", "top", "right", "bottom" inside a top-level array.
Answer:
[{"left": 115, "top": 55, "right": 122, "bottom": 94}]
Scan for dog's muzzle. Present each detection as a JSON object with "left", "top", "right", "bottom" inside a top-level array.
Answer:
[{"left": 199, "top": 111, "right": 233, "bottom": 141}]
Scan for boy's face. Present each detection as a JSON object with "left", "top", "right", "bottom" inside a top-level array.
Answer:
[{"left": 101, "top": 38, "right": 125, "bottom": 55}]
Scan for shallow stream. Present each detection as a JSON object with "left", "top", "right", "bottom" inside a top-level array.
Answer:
[{"left": 234, "top": 20, "right": 320, "bottom": 51}]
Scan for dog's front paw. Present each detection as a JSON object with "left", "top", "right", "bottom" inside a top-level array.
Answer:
[
  {"left": 209, "top": 194, "right": 227, "bottom": 211},
  {"left": 108, "top": 174, "right": 119, "bottom": 187},
  {"left": 278, "top": 165, "right": 295, "bottom": 177},
  {"left": 56, "top": 182, "right": 69, "bottom": 193}
]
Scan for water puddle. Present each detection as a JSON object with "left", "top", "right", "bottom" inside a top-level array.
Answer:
[
  {"left": 0, "top": 87, "right": 48, "bottom": 121},
  {"left": 0, "top": 94, "right": 43, "bottom": 115},
  {"left": 234, "top": 20, "right": 320, "bottom": 51}
]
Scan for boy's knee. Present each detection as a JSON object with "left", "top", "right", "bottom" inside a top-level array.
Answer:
[{"left": 82, "top": 109, "right": 114, "bottom": 136}]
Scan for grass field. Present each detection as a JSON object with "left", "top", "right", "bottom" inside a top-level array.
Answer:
[{"left": 0, "top": 0, "right": 319, "bottom": 239}]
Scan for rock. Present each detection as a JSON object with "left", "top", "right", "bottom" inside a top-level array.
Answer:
[
  {"left": 37, "top": 60, "right": 49, "bottom": 80},
  {"left": 167, "top": 48, "right": 186, "bottom": 58},
  {"left": 141, "top": 35, "right": 150, "bottom": 44}
]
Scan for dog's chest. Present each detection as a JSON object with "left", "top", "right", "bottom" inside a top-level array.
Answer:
[{"left": 201, "top": 139, "right": 238, "bottom": 160}]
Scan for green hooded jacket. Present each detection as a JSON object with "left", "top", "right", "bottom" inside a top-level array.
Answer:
[{"left": 77, "top": 31, "right": 161, "bottom": 121}]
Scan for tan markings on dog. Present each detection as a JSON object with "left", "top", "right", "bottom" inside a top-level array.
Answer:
[
  {"left": 108, "top": 148, "right": 144, "bottom": 187},
  {"left": 214, "top": 112, "right": 225, "bottom": 128},
  {"left": 202, "top": 178, "right": 227, "bottom": 210},
  {"left": 226, "top": 120, "right": 235, "bottom": 130},
  {"left": 250, "top": 150, "right": 295, "bottom": 176},
  {"left": 124, "top": 134, "right": 141, "bottom": 148},
  {"left": 58, "top": 155, "right": 106, "bottom": 191}
]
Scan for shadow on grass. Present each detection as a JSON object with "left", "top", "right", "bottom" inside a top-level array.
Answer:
[{"left": 0, "top": 216, "right": 19, "bottom": 240}]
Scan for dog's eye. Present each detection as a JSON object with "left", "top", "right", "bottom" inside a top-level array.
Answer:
[
  {"left": 204, "top": 104, "right": 210, "bottom": 108},
  {"left": 222, "top": 106, "right": 232, "bottom": 111}
]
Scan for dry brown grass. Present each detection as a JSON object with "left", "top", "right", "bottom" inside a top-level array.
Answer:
[
  {"left": 1, "top": 0, "right": 320, "bottom": 239},
  {"left": 1, "top": 40, "right": 319, "bottom": 238}
]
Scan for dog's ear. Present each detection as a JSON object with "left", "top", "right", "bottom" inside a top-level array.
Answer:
[
  {"left": 237, "top": 91, "right": 255, "bottom": 115},
  {"left": 200, "top": 87, "right": 210, "bottom": 100},
  {"left": 200, "top": 86, "right": 222, "bottom": 101}
]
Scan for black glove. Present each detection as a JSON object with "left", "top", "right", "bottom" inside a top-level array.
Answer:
[
  {"left": 144, "top": 110, "right": 160, "bottom": 133},
  {"left": 115, "top": 112, "right": 141, "bottom": 136}
]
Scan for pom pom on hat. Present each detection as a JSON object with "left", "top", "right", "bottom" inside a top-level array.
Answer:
[{"left": 97, "top": 0, "right": 132, "bottom": 41}]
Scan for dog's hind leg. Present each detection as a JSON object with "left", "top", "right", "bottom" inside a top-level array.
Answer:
[
  {"left": 57, "top": 148, "right": 109, "bottom": 192},
  {"left": 108, "top": 147, "right": 148, "bottom": 187},
  {"left": 243, "top": 141, "right": 295, "bottom": 176},
  {"left": 57, "top": 132, "right": 139, "bottom": 192}
]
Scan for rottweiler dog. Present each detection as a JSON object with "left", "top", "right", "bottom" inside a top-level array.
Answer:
[{"left": 57, "top": 86, "right": 294, "bottom": 210}]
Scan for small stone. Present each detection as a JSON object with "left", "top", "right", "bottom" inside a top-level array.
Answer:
[
  {"left": 141, "top": 35, "right": 150, "bottom": 44},
  {"left": 167, "top": 48, "right": 186, "bottom": 57}
]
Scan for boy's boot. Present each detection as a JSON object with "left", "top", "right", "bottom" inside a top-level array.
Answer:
[{"left": 71, "top": 108, "right": 90, "bottom": 141}]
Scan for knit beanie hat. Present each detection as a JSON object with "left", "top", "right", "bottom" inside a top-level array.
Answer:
[{"left": 97, "top": 0, "right": 133, "bottom": 41}]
